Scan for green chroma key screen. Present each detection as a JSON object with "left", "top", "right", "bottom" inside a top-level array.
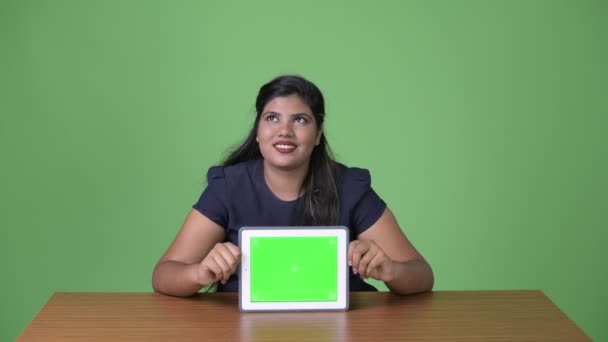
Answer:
[{"left": 250, "top": 236, "right": 338, "bottom": 302}]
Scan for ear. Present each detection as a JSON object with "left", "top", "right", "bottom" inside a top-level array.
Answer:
[{"left": 315, "top": 128, "right": 323, "bottom": 146}]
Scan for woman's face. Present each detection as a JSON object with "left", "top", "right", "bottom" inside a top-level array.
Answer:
[{"left": 256, "top": 94, "right": 322, "bottom": 172}]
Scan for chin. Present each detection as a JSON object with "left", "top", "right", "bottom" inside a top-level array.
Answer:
[
  {"left": 265, "top": 158, "right": 308, "bottom": 172},
  {"left": 269, "top": 162, "right": 302, "bottom": 171}
]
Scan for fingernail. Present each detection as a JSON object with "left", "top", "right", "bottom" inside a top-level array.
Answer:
[{"left": 348, "top": 261, "right": 352, "bottom": 266}]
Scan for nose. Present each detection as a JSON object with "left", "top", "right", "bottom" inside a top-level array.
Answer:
[{"left": 277, "top": 121, "right": 294, "bottom": 137}]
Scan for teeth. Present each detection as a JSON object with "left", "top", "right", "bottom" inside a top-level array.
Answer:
[{"left": 276, "top": 144, "right": 295, "bottom": 149}]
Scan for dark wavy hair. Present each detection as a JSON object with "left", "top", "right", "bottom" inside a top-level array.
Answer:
[{"left": 223, "top": 75, "right": 339, "bottom": 225}]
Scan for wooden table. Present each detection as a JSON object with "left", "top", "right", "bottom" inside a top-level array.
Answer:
[{"left": 18, "top": 291, "right": 590, "bottom": 341}]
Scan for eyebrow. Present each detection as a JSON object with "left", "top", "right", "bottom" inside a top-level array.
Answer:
[{"left": 263, "top": 111, "right": 313, "bottom": 118}]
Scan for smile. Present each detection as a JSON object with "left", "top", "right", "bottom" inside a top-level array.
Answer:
[{"left": 273, "top": 144, "right": 296, "bottom": 153}]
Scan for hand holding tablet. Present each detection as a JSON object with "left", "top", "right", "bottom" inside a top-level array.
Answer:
[
  {"left": 239, "top": 226, "right": 349, "bottom": 312},
  {"left": 348, "top": 239, "right": 395, "bottom": 282},
  {"left": 196, "top": 242, "right": 241, "bottom": 286}
]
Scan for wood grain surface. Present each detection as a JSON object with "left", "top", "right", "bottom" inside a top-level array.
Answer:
[{"left": 18, "top": 291, "right": 590, "bottom": 341}]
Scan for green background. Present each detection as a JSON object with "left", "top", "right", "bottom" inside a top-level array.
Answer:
[
  {"left": 251, "top": 237, "right": 338, "bottom": 302},
  {"left": 1, "top": 0, "right": 606, "bottom": 340}
]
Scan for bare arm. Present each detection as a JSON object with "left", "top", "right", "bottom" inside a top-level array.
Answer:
[
  {"left": 349, "top": 207, "right": 434, "bottom": 295},
  {"left": 152, "top": 209, "right": 240, "bottom": 297}
]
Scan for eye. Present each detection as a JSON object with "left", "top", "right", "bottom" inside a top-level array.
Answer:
[
  {"left": 294, "top": 116, "right": 308, "bottom": 124},
  {"left": 265, "top": 114, "right": 278, "bottom": 122}
]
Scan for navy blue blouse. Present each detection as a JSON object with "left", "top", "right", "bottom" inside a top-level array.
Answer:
[{"left": 193, "top": 158, "right": 386, "bottom": 291}]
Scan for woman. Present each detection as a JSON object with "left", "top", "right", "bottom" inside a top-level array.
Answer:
[{"left": 152, "top": 75, "right": 433, "bottom": 296}]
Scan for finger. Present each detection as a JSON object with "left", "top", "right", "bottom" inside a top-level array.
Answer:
[
  {"left": 365, "top": 252, "right": 386, "bottom": 280},
  {"left": 351, "top": 241, "right": 369, "bottom": 275},
  {"left": 207, "top": 249, "right": 239, "bottom": 284},
  {"left": 348, "top": 240, "right": 359, "bottom": 266},
  {"left": 358, "top": 245, "right": 377, "bottom": 279},
  {"left": 201, "top": 260, "right": 223, "bottom": 283},
  {"left": 211, "top": 253, "right": 232, "bottom": 284},
  {"left": 210, "top": 244, "right": 235, "bottom": 272},
  {"left": 216, "top": 245, "right": 239, "bottom": 275},
  {"left": 224, "top": 242, "right": 242, "bottom": 260}
]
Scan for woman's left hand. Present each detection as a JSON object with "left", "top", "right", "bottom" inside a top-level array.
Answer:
[{"left": 348, "top": 239, "right": 395, "bottom": 282}]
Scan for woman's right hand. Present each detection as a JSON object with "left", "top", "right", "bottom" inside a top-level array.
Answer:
[{"left": 196, "top": 242, "right": 241, "bottom": 286}]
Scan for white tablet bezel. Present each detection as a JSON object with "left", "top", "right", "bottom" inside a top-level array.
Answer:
[{"left": 239, "top": 226, "right": 349, "bottom": 312}]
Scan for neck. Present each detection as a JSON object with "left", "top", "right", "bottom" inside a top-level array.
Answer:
[{"left": 263, "top": 161, "right": 309, "bottom": 201}]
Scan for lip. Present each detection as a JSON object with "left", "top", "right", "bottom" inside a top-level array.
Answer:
[
  {"left": 273, "top": 140, "right": 297, "bottom": 154},
  {"left": 273, "top": 140, "right": 296, "bottom": 146}
]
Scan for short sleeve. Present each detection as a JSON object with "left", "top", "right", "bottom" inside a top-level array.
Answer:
[
  {"left": 192, "top": 166, "right": 229, "bottom": 228},
  {"left": 341, "top": 167, "right": 387, "bottom": 235}
]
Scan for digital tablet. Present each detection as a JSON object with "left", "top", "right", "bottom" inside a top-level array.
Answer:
[{"left": 239, "top": 226, "right": 349, "bottom": 312}]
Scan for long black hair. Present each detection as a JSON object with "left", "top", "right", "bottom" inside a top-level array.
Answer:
[{"left": 223, "top": 75, "right": 339, "bottom": 225}]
